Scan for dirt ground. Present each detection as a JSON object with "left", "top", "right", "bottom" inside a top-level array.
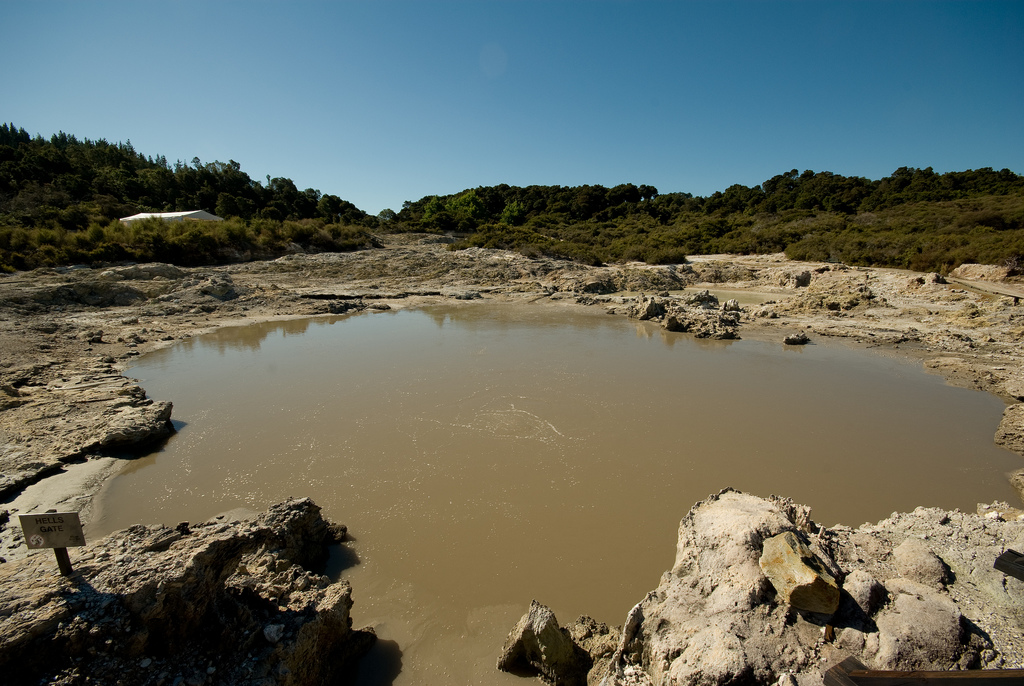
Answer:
[{"left": 2, "top": 234, "right": 1023, "bottom": 559}]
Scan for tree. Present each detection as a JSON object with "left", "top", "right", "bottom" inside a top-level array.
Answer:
[
  {"left": 607, "top": 183, "right": 641, "bottom": 206},
  {"left": 215, "top": 193, "right": 242, "bottom": 218},
  {"left": 637, "top": 185, "right": 658, "bottom": 201},
  {"left": 500, "top": 200, "right": 527, "bottom": 225}
]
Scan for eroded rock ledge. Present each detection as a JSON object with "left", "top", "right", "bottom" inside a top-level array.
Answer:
[
  {"left": 499, "top": 489, "right": 1024, "bottom": 686},
  {"left": 0, "top": 498, "right": 373, "bottom": 686}
]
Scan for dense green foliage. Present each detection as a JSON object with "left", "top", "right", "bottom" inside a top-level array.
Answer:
[
  {"left": 2, "top": 122, "right": 1022, "bottom": 273},
  {"left": 0, "top": 123, "right": 376, "bottom": 270},
  {"left": 391, "top": 171, "right": 1024, "bottom": 273},
  {"left": 0, "top": 216, "right": 376, "bottom": 271}
]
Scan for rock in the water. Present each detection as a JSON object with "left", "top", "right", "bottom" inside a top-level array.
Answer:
[
  {"left": 893, "top": 537, "right": 952, "bottom": 589},
  {"left": 88, "top": 400, "right": 174, "bottom": 449},
  {"left": 683, "top": 289, "right": 719, "bottom": 308},
  {"left": 661, "top": 307, "right": 740, "bottom": 339},
  {"left": 629, "top": 294, "right": 666, "bottom": 321},
  {"left": 759, "top": 531, "right": 841, "bottom": 614},
  {"left": 784, "top": 332, "right": 810, "bottom": 345},
  {"left": 497, "top": 600, "right": 591, "bottom": 685}
]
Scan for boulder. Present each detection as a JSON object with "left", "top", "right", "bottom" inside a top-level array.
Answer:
[
  {"left": 199, "top": 275, "right": 238, "bottom": 300},
  {"left": 614, "top": 490, "right": 806, "bottom": 686},
  {"left": 722, "top": 298, "right": 741, "bottom": 312},
  {"left": 893, "top": 537, "right": 952, "bottom": 589},
  {"left": 661, "top": 308, "right": 740, "bottom": 339},
  {"left": 843, "top": 569, "right": 887, "bottom": 616},
  {"left": 683, "top": 289, "right": 719, "bottom": 308},
  {"left": 497, "top": 600, "right": 591, "bottom": 685},
  {"left": 662, "top": 313, "right": 687, "bottom": 332},
  {"left": 86, "top": 400, "right": 174, "bottom": 450},
  {"left": 869, "top": 579, "right": 967, "bottom": 670},
  {"left": 573, "top": 491, "right": 1008, "bottom": 686},
  {"left": 784, "top": 332, "right": 810, "bottom": 345},
  {"left": 995, "top": 404, "right": 1024, "bottom": 457},
  {"left": 629, "top": 295, "right": 665, "bottom": 321},
  {"left": 759, "top": 531, "right": 841, "bottom": 614}
]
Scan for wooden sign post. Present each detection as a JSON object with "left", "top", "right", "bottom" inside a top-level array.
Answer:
[{"left": 18, "top": 511, "right": 86, "bottom": 576}]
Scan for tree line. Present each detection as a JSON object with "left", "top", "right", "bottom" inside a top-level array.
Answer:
[
  {"left": 391, "top": 170, "right": 1023, "bottom": 272},
  {"left": 0, "top": 123, "right": 374, "bottom": 230},
  {"left": 2, "top": 122, "right": 1022, "bottom": 273},
  {"left": 392, "top": 168, "right": 1023, "bottom": 233}
]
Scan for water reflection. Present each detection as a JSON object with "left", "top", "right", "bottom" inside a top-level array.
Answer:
[{"left": 187, "top": 313, "right": 365, "bottom": 354}]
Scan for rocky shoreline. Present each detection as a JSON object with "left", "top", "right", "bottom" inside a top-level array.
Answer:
[
  {"left": 497, "top": 489, "right": 1024, "bottom": 686},
  {"left": 0, "top": 498, "right": 374, "bottom": 685},
  {"left": 1, "top": 234, "right": 1023, "bottom": 683}
]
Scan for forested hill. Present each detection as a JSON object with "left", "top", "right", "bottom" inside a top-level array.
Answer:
[
  {"left": 0, "top": 124, "right": 372, "bottom": 228},
  {"left": 393, "top": 169, "right": 1024, "bottom": 272},
  {"left": 2, "top": 122, "right": 1023, "bottom": 274}
]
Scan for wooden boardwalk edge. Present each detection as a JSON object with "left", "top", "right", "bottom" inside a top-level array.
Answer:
[
  {"left": 994, "top": 550, "right": 1024, "bottom": 582},
  {"left": 824, "top": 656, "right": 1024, "bottom": 686}
]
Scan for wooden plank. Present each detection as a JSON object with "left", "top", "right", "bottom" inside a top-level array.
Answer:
[
  {"left": 994, "top": 550, "right": 1024, "bottom": 582},
  {"left": 825, "top": 656, "right": 1024, "bottom": 685},
  {"left": 824, "top": 656, "right": 867, "bottom": 686},
  {"left": 846, "top": 671, "right": 1024, "bottom": 684}
]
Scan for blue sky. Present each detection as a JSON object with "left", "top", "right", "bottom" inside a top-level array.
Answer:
[{"left": 3, "top": 1, "right": 1022, "bottom": 215}]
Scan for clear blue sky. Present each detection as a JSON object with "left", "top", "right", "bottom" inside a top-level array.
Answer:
[{"left": 3, "top": 1, "right": 1021, "bottom": 215}]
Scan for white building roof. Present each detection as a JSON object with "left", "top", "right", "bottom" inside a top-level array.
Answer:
[{"left": 119, "top": 210, "right": 224, "bottom": 223}]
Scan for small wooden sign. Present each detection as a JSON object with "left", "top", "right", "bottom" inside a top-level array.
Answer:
[
  {"left": 18, "top": 512, "right": 86, "bottom": 576},
  {"left": 18, "top": 512, "right": 86, "bottom": 549}
]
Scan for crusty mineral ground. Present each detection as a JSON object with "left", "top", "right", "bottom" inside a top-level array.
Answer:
[
  {"left": 1, "top": 235, "right": 1023, "bottom": 682},
  {"left": 0, "top": 497, "right": 374, "bottom": 686},
  {"left": 500, "top": 490, "right": 1024, "bottom": 686}
]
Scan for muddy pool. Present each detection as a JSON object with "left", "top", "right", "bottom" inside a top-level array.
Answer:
[{"left": 91, "top": 303, "right": 1020, "bottom": 684}]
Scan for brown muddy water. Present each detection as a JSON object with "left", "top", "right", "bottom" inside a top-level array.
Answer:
[{"left": 91, "top": 303, "right": 1020, "bottom": 685}]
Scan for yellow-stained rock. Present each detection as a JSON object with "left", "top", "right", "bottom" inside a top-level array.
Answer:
[{"left": 759, "top": 530, "right": 840, "bottom": 614}]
